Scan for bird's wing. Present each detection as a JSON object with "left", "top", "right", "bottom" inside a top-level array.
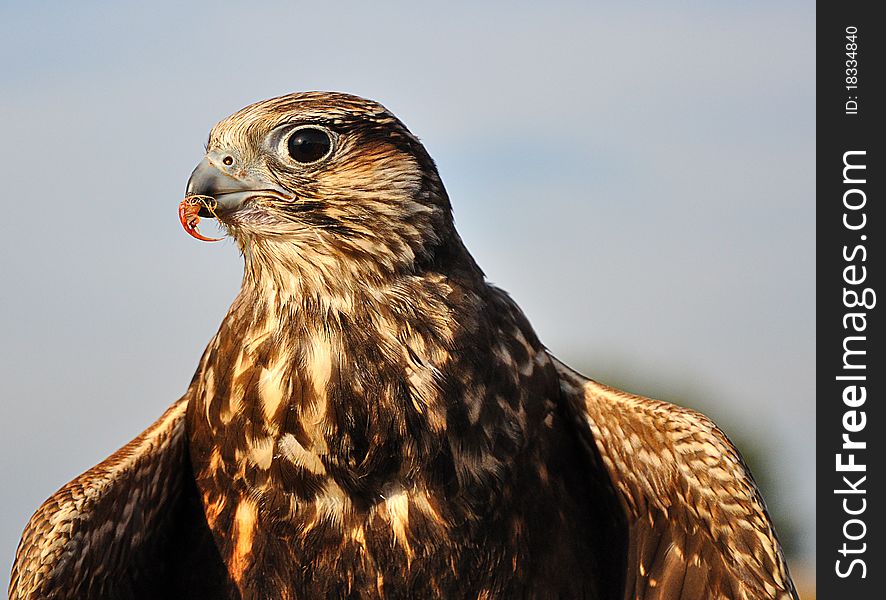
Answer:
[
  {"left": 8, "top": 395, "right": 231, "bottom": 600},
  {"left": 552, "top": 358, "right": 798, "bottom": 600}
]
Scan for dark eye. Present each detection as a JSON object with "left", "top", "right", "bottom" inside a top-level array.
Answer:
[{"left": 286, "top": 127, "right": 332, "bottom": 163}]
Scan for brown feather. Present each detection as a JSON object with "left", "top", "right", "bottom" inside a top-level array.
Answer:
[
  {"left": 554, "top": 358, "right": 798, "bottom": 600},
  {"left": 9, "top": 395, "right": 238, "bottom": 599}
]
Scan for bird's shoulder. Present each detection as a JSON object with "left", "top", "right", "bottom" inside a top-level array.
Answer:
[
  {"left": 8, "top": 395, "right": 210, "bottom": 600},
  {"left": 552, "top": 357, "right": 798, "bottom": 600}
]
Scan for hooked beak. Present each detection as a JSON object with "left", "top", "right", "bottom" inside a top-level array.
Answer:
[{"left": 185, "top": 156, "right": 293, "bottom": 216}]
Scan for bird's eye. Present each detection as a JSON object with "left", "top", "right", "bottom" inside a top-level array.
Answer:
[{"left": 286, "top": 127, "right": 332, "bottom": 164}]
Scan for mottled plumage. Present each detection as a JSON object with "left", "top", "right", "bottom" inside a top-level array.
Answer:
[{"left": 10, "top": 92, "right": 797, "bottom": 599}]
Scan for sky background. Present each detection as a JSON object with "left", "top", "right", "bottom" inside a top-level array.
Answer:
[{"left": 0, "top": 0, "right": 815, "bottom": 587}]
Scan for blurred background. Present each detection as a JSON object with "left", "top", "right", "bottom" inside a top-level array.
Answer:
[{"left": 0, "top": 1, "right": 815, "bottom": 595}]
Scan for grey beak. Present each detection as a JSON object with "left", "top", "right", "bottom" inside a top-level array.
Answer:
[
  {"left": 185, "top": 157, "right": 256, "bottom": 213},
  {"left": 185, "top": 157, "right": 294, "bottom": 215}
]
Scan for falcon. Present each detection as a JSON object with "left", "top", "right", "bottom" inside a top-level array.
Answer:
[{"left": 10, "top": 92, "right": 798, "bottom": 599}]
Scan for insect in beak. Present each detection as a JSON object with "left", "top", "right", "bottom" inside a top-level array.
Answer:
[{"left": 179, "top": 195, "right": 223, "bottom": 242}]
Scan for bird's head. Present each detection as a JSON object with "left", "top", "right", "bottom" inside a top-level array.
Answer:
[{"left": 184, "top": 92, "right": 464, "bottom": 295}]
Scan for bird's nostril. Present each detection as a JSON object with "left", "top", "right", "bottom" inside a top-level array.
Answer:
[{"left": 222, "top": 155, "right": 234, "bottom": 166}]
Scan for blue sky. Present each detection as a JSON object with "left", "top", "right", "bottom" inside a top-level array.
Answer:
[{"left": 0, "top": 0, "right": 815, "bottom": 577}]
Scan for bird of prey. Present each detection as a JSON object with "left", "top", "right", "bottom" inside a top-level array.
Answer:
[{"left": 10, "top": 92, "right": 798, "bottom": 600}]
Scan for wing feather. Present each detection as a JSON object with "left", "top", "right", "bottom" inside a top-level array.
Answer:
[
  {"left": 553, "top": 358, "right": 798, "bottom": 600},
  {"left": 8, "top": 395, "right": 234, "bottom": 599}
]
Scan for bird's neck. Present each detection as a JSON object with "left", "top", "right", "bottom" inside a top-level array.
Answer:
[{"left": 188, "top": 250, "right": 553, "bottom": 499}]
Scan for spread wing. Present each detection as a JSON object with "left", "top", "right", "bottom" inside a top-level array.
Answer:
[
  {"left": 553, "top": 358, "right": 798, "bottom": 600},
  {"left": 9, "top": 396, "right": 235, "bottom": 600}
]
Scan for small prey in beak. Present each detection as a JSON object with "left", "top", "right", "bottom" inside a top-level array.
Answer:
[{"left": 179, "top": 195, "right": 223, "bottom": 242}]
